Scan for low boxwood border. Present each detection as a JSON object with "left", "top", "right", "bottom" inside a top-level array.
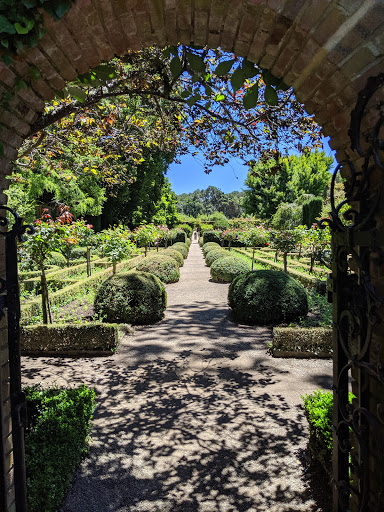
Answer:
[
  {"left": 232, "top": 248, "right": 326, "bottom": 291},
  {"left": 21, "top": 256, "right": 143, "bottom": 325},
  {"left": 271, "top": 327, "right": 332, "bottom": 358},
  {"left": 21, "top": 322, "right": 132, "bottom": 356}
]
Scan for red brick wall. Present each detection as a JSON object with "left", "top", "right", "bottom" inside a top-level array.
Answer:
[{"left": 0, "top": 1, "right": 382, "bottom": 510}]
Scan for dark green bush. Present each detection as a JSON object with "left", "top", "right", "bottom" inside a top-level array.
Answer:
[
  {"left": 302, "top": 390, "right": 354, "bottom": 478},
  {"left": 164, "top": 248, "right": 184, "bottom": 267},
  {"left": 94, "top": 271, "right": 167, "bottom": 324},
  {"left": 228, "top": 270, "right": 308, "bottom": 325},
  {"left": 171, "top": 242, "right": 188, "bottom": 259},
  {"left": 210, "top": 256, "right": 250, "bottom": 283},
  {"left": 203, "top": 230, "right": 222, "bottom": 244},
  {"left": 301, "top": 390, "right": 333, "bottom": 477},
  {"left": 24, "top": 385, "right": 96, "bottom": 512},
  {"left": 302, "top": 196, "right": 323, "bottom": 228},
  {"left": 69, "top": 246, "right": 88, "bottom": 259},
  {"left": 46, "top": 251, "right": 67, "bottom": 268},
  {"left": 136, "top": 254, "right": 180, "bottom": 283},
  {"left": 171, "top": 230, "right": 186, "bottom": 243},
  {"left": 202, "top": 242, "right": 221, "bottom": 256},
  {"left": 176, "top": 223, "right": 193, "bottom": 238},
  {"left": 205, "top": 248, "right": 228, "bottom": 267}
]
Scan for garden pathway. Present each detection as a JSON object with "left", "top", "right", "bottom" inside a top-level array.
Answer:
[{"left": 21, "top": 240, "right": 333, "bottom": 512}]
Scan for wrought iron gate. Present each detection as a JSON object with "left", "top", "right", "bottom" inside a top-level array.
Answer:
[
  {"left": 0, "top": 207, "right": 32, "bottom": 512},
  {"left": 321, "top": 74, "right": 384, "bottom": 511}
]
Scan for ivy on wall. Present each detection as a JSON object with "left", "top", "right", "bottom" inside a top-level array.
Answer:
[
  {"left": 0, "top": 1, "right": 76, "bottom": 156},
  {"left": 0, "top": 0, "right": 76, "bottom": 65}
]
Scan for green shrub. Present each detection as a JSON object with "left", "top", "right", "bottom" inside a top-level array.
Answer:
[
  {"left": 272, "top": 327, "right": 332, "bottom": 357},
  {"left": 163, "top": 248, "right": 184, "bottom": 267},
  {"left": 205, "top": 248, "right": 228, "bottom": 267},
  {"left": 176, "top": 223, "right": 193, "bottom": 238},
  {"left": 171, "top": 242, "right": 188, "bottom": 259},
  {"left": 69, "top": 246, "right": 88, "bottom": 259},
  {"left": 94, "top": 271, "right": 166, "bottom": 324},
  {"left": 302, "top": 196, "right": 323, "bottom": 228},
  {"left": 301, "top": 390, "right": 333, "bottom": 477},
  {"left": 21, "top": 323, "right": 122, "bottom": 355},
  {"left": 136, "top": 254, "right": 180, "bottom": 283},
  {"left": 202, "top": 242, "right": 221, "bottom": 256},
  {"left": 46, "top": 251, "right": 67, "bottom": 268},
  {"left": 185, "top": 238, "right": 192, "bottom": 248},
  {"left": 24, "top": 385, "right": 96, "bottom": 512},
  {"left": 203, "top": 230, "right": 222, "bottom": 244},
  {"left": 171, "top": 230, "right": 186, "bottom": 243},
  {"left": 228, "top": 270, "right": 308, "bottom": 325},
  {"left": 210, "top": 256, "right": 250, "bottom": 283}
]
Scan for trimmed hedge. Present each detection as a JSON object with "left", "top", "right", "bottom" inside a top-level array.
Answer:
[
  {"left": 21, "top": 256, "right": 143, "bottom": 325},
  {"left": 232, "top": 248, "right": 326, "bottom": 292},
  {"left": 202, "top": 242, "right": 221, "bottom": 256},
  {"left": 271, "top": 327, "right": 332, "bottom": 358},
  {"left": 228, "top": 270, "right": 308, "bottom": 325},
  {"left": 163, "top": 248, "right": 184, "bottom": 267},
  {"left": 205, "top": 248, "right": 228, "bottom": 267},
  {"left": 301, "top": 390, "right": 333, "bottom": 477},
  {"left": 47, "top": 251, "right": 67, "bottom": 267},
  {"left": 172, "top": 230, "right": 186, "bottom": 243},
  {"left": 171, "top": 242, "right": 188, "bottom": 259},
  {"left": 136, "top": 254, "right": 180, "bottom": 283},
  {"left": 210, "top": 256, "right": 250, "bottom": 283},
  {"left": 24, "top": 385, "right": 96, "bottom": 512},
  {"left": 203, "top": 230, "right": 222, "bottom": 244},
  {"left": 20, "top": 323, "right": 125, "bottom": 356},
  {"left": 94, "top": 271, "right": 167, "bottom": 324}
]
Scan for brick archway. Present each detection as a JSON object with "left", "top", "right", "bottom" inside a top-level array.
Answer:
[{"left": 0, "top": 1, "right": 383, "bottom": 511}]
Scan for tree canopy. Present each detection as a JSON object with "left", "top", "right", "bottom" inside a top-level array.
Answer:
[
  {"left": 176, "top": 186, "right": 244, "bottom": 219},
  {"left": 242, "top": 151, "right": 333, "bottom": 219}
]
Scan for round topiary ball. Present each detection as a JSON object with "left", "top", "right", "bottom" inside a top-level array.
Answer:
[
  {"left": 163, "top": 248, "right": 184, "bottom": 267},
  {"left": 210, "top": 256, "right": 250, "bottom": 283},
  {"left": 47, "top": 251, "right": 67, "bottom": 267},
  {"left": 94, "top": 271, "right": 166, "bottom": 324},
  {"left": 202, "top": 242, "right": 221, "bottom": 256},
  {"left": 136, "top": 254, "right": 180, "bottom": 283},
  {"left": 228, "top": 270, "right": 308, "bottom": 325},
  {"left": 205, "top": 248, "right": 228, "bottom": 267},
  {"left": 170, "top": 243, "right": 188, "bottom": 259},
  {"left": 70, "top": 246, "right": 88, "bottom": 259}
]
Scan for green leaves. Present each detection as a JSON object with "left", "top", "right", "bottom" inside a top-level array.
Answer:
[
  {"left": 264, "top": 85, "right": 278, "bottom": 106},
  {"left": 67, "top": 86, "right": 87, "bottom": 103},
  {"left": 231, "top": 67, "right": 245, "bottom": 93},
  {"left": 14, "top": 18, "right": 35, "bottom": 34},
  {"left": 242, "top": 59, "right": 258, "bottom": 79},
  {"left": 243, "top": 83, "right": 259, "bottom": 110},
  {"left": 186, "top": 52, "right": 205, "bottom": 74},
  {"left": 170, "top": 56, "right": 182, "bottom": 77},
  {"left": 214, "top": 59, "right": 235, "bottom": 76},
  {"left": 0, "top": 14, "right": 16, "bottom": 34}
]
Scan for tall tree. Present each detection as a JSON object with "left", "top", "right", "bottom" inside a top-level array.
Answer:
[{"left": 242, "top": 151, "right": 333, "bottom": 219}]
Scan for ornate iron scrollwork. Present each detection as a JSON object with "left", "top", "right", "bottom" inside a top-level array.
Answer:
[
  {"left": 0, "top": 205, "right": 33, "bottom": 512},
  {"left": 320, "top": 74, "right": 384, "bottom": 511}
]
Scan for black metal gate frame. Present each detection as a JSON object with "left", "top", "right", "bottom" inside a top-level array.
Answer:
[
  {"left": 0, "top": 207, "right": 33, "bottom": 512},
  {"left": 320, "top": 73, "right": 384, "bottom": 511}
]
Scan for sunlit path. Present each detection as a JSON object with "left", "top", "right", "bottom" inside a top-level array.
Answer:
[{"left": 22, "top": 240, "right": 332, "bottom": 511}]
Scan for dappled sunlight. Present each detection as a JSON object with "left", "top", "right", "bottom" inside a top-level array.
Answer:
[{"left": 21, "top": 243, "right": 332, "bottom": 511}]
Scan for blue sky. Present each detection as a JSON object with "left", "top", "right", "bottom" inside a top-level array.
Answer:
[{"left": 167, "top": 137, "right": 336, "bottom": 195}]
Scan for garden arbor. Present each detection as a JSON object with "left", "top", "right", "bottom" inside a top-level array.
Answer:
[{"left": 0, "top": 1, "right": 383, "bottom": 511}]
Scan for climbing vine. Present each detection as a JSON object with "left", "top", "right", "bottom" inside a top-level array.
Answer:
[{"left": 0, "top": 0, "right": 76, "bottom": 64}]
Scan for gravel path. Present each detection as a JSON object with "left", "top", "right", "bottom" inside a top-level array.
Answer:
[{"left": 21, "top": 240, "right": 332, "bottom": 512}]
